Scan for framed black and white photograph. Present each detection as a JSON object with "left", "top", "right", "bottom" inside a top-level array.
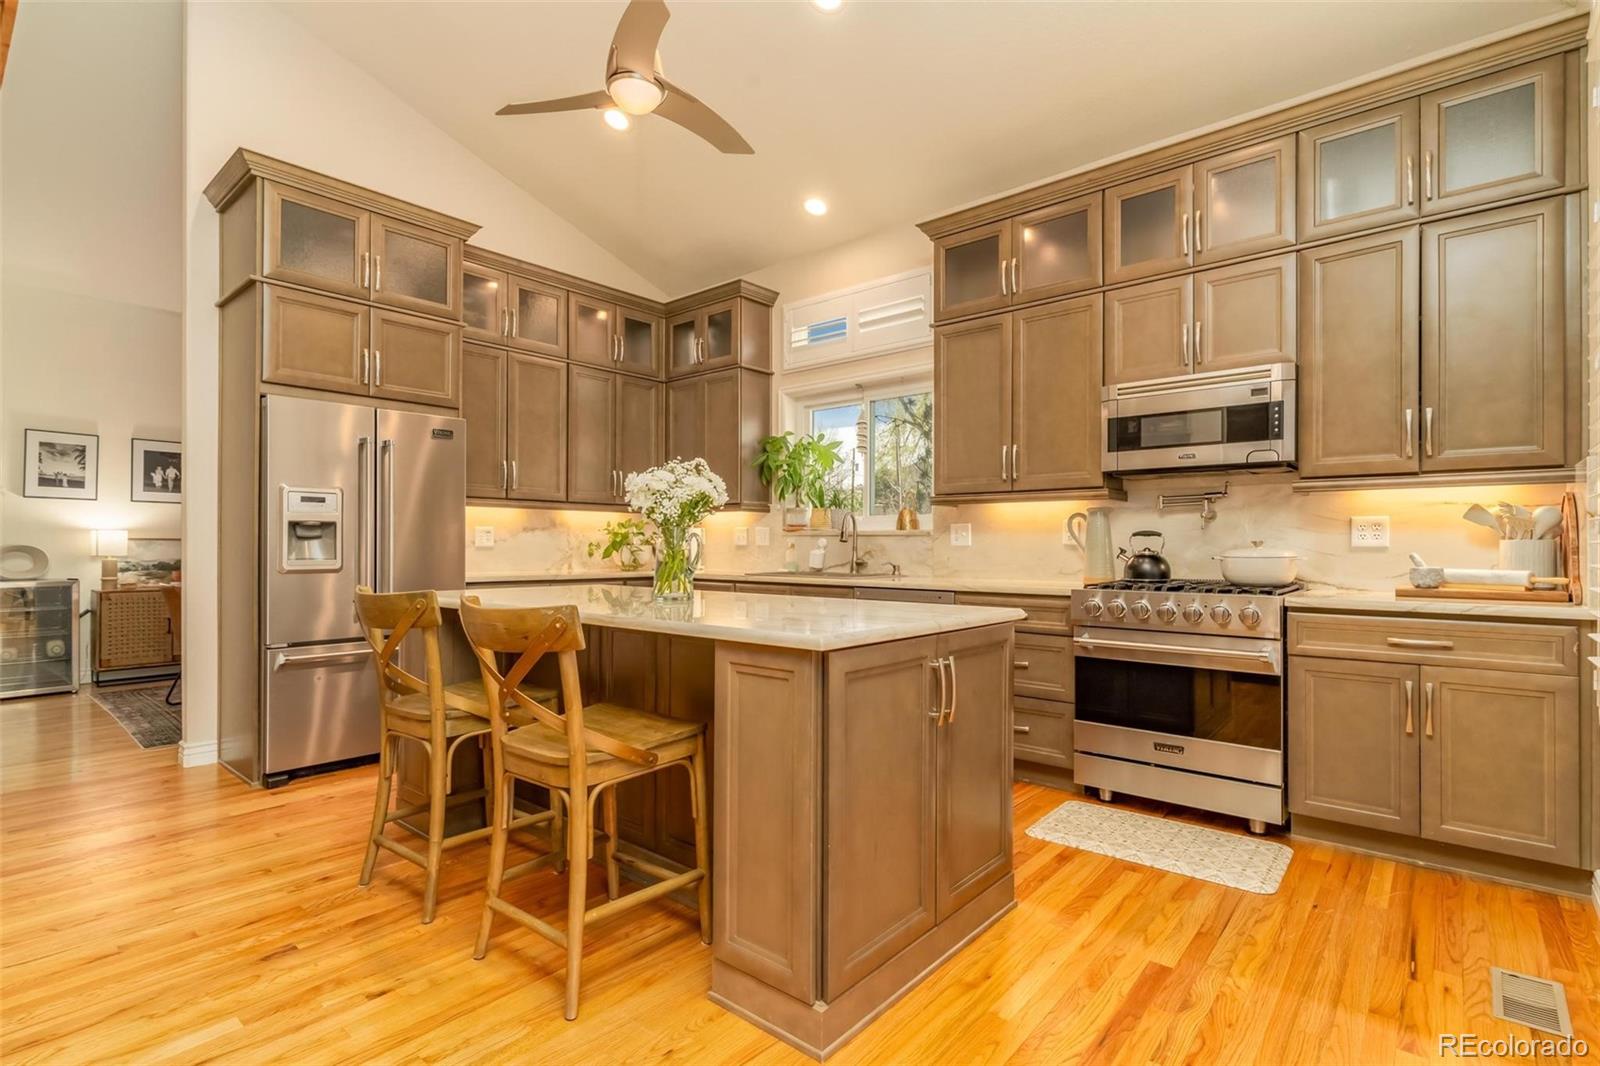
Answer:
[
  {"left": 22, "top": 429, "right": 98, "bottom": 501},
  {"left": 131, "top": 438, "right": 182, "bottom": 504}
]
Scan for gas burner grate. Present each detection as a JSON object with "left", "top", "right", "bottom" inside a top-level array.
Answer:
[{"left": 1086, "top": 579, "right": 1305, "bottom": 597}]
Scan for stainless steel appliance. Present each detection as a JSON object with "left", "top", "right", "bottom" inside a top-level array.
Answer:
[
  {"left": 1101, "top": 363, "right": 1295, "bottom": 473},
  {"left": 1069, "top": 578, "right": 1303, "bottom": 833},
  {"left": 243, "top": 395, "right": 465, "bottom": 786},
  {"left": 0, "top": 578, "right": 80, "bottom": 698}
]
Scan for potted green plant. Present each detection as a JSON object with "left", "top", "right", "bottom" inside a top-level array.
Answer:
[
  {"left": 586, "top": 518, "right": 652, "bottom": 571},
  {"left": 752, "top": 432, "right": 845, "bottom": 530}
]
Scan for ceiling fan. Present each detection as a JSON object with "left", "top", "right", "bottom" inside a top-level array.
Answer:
[{"left": 496, "top": 0, "right": 753, "bottom": 155}]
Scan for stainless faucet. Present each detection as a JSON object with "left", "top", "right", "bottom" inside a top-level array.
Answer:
[{"left": 839, "top": 511, "right": 863, "bottom": 573}]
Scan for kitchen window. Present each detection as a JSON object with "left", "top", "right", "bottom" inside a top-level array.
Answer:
[{"left": 807, "top": 389, "right": 933, "bottom": 522}]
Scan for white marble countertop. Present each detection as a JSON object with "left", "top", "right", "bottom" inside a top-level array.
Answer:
[
  {"left": 465, "top": 569, "right": 1080, "bottom": 597},
  {"left": 437, "top": 583, "right": 1026, "bottom": 652},
  {"left": 1287, "top": 587, "right": 1596, "bottom": 622}
]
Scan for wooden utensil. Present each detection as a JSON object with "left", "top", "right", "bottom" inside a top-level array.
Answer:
[{"left": 1559, "top": 491, "right": 1581, "bottom": 605}]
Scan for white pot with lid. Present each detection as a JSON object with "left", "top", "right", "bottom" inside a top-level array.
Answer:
[{"left": 1215, "top": 540, "right": 1300, "bottom": 586}]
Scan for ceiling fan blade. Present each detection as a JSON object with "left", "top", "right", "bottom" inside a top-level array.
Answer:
[
  {"left": 655, "top": 76, "right": 753, "bottom": 155},
  {"left": 610, "top": 0, "right": 670, "bottom": 75},
  {"left": 496, "top": 91, "right": 612, "bottom": 117}
]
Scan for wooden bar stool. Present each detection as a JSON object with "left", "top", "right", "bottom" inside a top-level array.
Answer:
[
  {"left": 354, "top": 587, "right": 560, "bottom": 924},
  {"left": 458, "top": 596, "right": 710, "bottom": 1021}
]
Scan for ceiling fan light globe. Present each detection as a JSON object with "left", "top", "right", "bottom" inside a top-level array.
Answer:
[
  {"left": 607, "top": 71, "right": 665, "bottom": 115},
  {"left": 603, "top": 108, "right": 631, "bottom": 131}
]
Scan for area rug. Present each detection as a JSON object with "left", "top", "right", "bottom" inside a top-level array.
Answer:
[
  {"left": 92, "top": 684, "right": 181, "bottom": 749},
  {"left": 1025, "top": 800, "right": 1292, "bottom": 894}
]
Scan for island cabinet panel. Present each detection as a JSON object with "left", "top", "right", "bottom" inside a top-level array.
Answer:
[
  {"left": 1296, "top": 228, "right": 1420, "bottom": 478},
  {"left": 823, "top": 636, "right": 939, "bottom": 999},
  {"left": 713, "top": 643, "right": 820, "bottom": 1004},
  {"left": 1419, "top": 666, "right": 1580, "bottom": 866},
  {"left": 656, "top": 638, "right": 717, "bottom": 868},
  {"left": 461, "top": 343, "right": 507, "bottom": 498},
  {"left": 934, "top": 624, "right": 1014, "bottom": 921},
  {"left": 1288, "top": 657, "right": 1420, "bottom": 835},
  {"left": 933, "top": 315, "right": 1011, "bottom": 496},
  {"left": 1420, "top": 197, "right": 1567, "bottom": 472}
]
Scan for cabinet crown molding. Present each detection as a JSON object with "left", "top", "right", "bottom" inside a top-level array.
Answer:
[
  {"left": 203, "top": 148, "right": 481, "bottom": 241},
  {"left": 665, "top": 278, "right": 780, "bottom": 316},
  {"left": 465, "top": 243, "right": 666, "bottom": 317},
  {"left": 916, "top": 14, "right": 1585, "bottom": 241}
]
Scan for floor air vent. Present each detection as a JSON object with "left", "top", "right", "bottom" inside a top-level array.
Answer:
[{"left": 1490, "top": 966, "right": 1572, "bottom": 1037}]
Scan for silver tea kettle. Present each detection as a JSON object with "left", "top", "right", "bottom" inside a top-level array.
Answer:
[{"left": 1118, "top": 530, "right": 1171, "bottom": 581}]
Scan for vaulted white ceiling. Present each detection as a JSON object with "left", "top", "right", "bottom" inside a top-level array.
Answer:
[{"left": 280, "top": 0, "right": 1574, "bottom": 296}]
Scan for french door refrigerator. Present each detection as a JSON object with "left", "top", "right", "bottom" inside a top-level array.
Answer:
[{"left": 247, "top": 394, "right": 464, "bottom": 787}]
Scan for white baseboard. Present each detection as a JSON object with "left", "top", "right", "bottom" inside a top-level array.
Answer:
[{"left": 179, "top": 739, "right": 218, "bottom": 767}]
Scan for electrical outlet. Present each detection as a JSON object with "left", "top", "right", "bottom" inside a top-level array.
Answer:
[
  {"left": 754, "top": 526, "right": 771, "bottom": 547},
  {"left": 733, "top": 527, "right": 749, "bottom": 547},
  {"left": 950, "top": 523, "right": 973, "bottom": 547},
  {"left": 1350, "top": 515, "right": 1390, "bottom": 549},
  {"left": 473, "top": 526, "right": 495, "bottom": 548}
]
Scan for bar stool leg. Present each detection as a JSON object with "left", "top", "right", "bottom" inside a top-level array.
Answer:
[
  {"left": 421, "top": 740, "right": 448, "bottom": 924},
  {"left": 691, "top": 737, "right": 711, "bottom": 945},
  {"left": 602, "top": 786, "right": 620, "bottom": 901},
  {"left": 360, "top": 733, "right": 392, "bottom": 887},
  {"left": 474, "top": 771, "right": 510, "bottom": 960},
  {"left": 550, "top": 788, "right": 566, "bottom": 872},
  {"left": 478, "top": 735, "right": 494, "bottom": 829},
  {"left": 563, "top": 785, "right": 590, "bottom": 1020}
]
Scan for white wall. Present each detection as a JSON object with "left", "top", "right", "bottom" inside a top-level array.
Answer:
[
  {"left": 181, "top": 0, "right": 673, "bottom": 764},
  {"left": 1, "top": 1, "right": 184, "bottom": 678}
]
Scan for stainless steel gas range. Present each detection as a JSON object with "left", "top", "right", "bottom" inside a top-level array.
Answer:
[{"left": 1068, "top": 579, "right": 1303, "bottom": 833}]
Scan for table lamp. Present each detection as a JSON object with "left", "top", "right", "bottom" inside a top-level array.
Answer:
[{"left": 92, "top": 529, "right": 128, "bottom": 587}]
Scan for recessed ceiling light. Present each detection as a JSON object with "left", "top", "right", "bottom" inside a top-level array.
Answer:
[
  {"left": 603, "top": 108, "right": 631, "bottom": 131},
  {"left": 803, "top": 197, "right": 828, "bottom": 216},
  {"left": 814, "top": 0, "right": 842, "bottom": 10}
]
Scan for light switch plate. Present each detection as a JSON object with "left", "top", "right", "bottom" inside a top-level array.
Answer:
[
  {"left": 1350, "top": 515, "right": 1390, "bottom": 548},
  {"left": 950, "top": 523, "right": 973, "bottom": 547},
  {"left": 733, "top": 527, "right": 749, "bottom": 547},
  {"left": 754, "top": 526, "right": 771, "bottom": 547},
  {"left": 473, "top": 526, "right": 495, "bottom": 548}
]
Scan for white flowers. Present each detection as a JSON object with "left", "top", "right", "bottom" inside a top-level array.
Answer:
[{"left": 624, "top": 457, "right": 728, "bottom": 531}]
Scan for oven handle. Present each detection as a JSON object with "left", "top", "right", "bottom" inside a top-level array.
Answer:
[{"left": 1074, "top": 634, "right": 1281, "bottom": 673}]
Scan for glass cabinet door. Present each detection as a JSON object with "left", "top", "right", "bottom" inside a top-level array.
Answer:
[
  {"left": 1298, "top": 100, "right": 1420, "bottom": 241},
  {"left": 934, "top": 220, "right": 1012, "bottom": 319},
  {"left": 371, "top": 215, "right": 460, "bottom": 319},
  {"left": 462, "top": 264, "right": 507, "bottom": 344},
  {"left": 1194, "top": 135, "right": 1296, "bottom": 264},
  {"left": 1421, "top": 56, "right": 1565, "bottom": 215},
  {"left": 263, "top": 182, "right": 370, "bottom": 299},
  {"left": 505, "top": 275, "right": 566, "bottom": 357},
  {"left": 668, "top": 312, "right": 699, "bottom": 375},
  {"left": 1011, "top": 193, "right": 1101, "bottom": 302},
  {"left": 1105, "top": 166, "right": 1192, "bottom": 284},
  {"left": 617, "top": 309, "right": 662, "bottom": 377},
  {"left": 568, "top": 296, "right": 617, "bottom": 368},
  {"left": 1, "top": 581, "right": 79, "bottom": 697},
  {"left": 699, "top": 301, "right": 737, "bottom": 370}
]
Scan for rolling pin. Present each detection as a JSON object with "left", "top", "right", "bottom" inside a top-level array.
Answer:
[{"left": 1439, "top": 568, "right": 1565, "bottom": 589}]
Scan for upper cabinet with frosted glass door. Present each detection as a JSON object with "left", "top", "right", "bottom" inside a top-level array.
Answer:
[
  {"left": 933, "top": 196, "right": 1101, "bottom": 319},
  {"left": 1419, "top": 57, "right": 1566, "bottom": 215},
  {"left": 370, "top": 215, "right": 461, "bottom": 319},
  {"left": 1298, "top": 101, "right": 1421, "bottom": 241}
]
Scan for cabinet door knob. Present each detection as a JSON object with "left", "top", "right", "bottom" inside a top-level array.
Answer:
[{"left": 1013, "top": 724, "right": 1031, "bottom": 735}]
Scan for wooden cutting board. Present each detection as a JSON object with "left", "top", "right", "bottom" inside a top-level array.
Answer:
[
  {"left": 1396, "top": 584, "right": 1572, "bottom": 603},
  {"left": 1559, "top": 491, "right": 1582, "bottom": 605}
]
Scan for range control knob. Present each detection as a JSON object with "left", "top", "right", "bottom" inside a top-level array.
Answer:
[
  {"left": 1210, "top": 604, "right": 1233, "bottom": 625},
  {"left": 1181, "top": 603, "right": 1205, "bottom": 624},
  {"left": 1130, "top": 599, "right": 1152, "bottom": 621},
  {"left": 1107, "top": 598, "right": 1128, "bottom": 619},
  {"left": 1156, "top": 601, "right": 1179, "bottom": 623},
  {"left": 1238, "top": 605, "right": 1263, "bottom": 628},
  {"left": 1082, "top": 598, "right": 1104, "bottom": 618}
]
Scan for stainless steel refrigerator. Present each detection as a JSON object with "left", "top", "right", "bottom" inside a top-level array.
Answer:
[{"left": 247, "top": 394, "right": 464, "bottom": 787}]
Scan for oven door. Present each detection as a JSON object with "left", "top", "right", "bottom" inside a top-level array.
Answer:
[{"left": 1072, "top": 626, "right": 1284, "bottom": 783}]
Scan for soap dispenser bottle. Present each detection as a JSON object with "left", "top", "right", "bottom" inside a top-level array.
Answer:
[
  {"left": 808, "top": 537, "right": 828, "bottom": 571},
  {"left": 784, "top": 539, "right": 798, "bottom": 572}
]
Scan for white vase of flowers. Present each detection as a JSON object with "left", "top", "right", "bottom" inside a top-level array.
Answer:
[{"left": 623, "top": 458, "right": 728, "bottom": 601}]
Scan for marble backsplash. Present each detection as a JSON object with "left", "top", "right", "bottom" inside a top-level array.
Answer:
[{"left": 466, "top": 472, "right": 1584, "bottom": 592}]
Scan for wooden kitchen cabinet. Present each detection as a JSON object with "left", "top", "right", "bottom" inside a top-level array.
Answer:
[
  {"left": 1297, "top": 228, "right": 1419, "bottom": 478},
  {"left": 1103, "top": 274, "right": 1192, "bottom": 384},
  {"left": 1105, "top": 165, "right": 1193, "bottom": 284},
  {"left": 370, "top": 307, "right": 459, "bottom": 407},
  {"left": 1011, "top": 194, "right": 1102, "bottom": 302},
  {"left": 461, "top": 343, "right": 507, "bottom": 498},
  {"left": 933, "top": 315, "right": 1011, "bottom": 496},
  {"left": 1420, "top": 197, "right": 1567, "bottom": 472},
  {"left": 261, "top": 283, "right": 370, "bottom": 397},
  {"left": 1011, "top": 296, "right": 1103, "bottom": 490},
  {"left": 666, "top": 368, "right": 769, "bottom": 508},
  {"left": 615, "top": 374, "right": 663, "bottom": 486},
  {"left": 462, "top": 262, "right": 508, "bottom": 344},
  {"left": 1194, "top": 253, "right": 1296, "bottom": 372},
  {"left": 1419, "top": 666, "right": 1580, "bottom": 867},
  {"left": 1420, "top": 56, "right": 1565, "bottom": 215},
  {"left": 617, "top": 307, "right": 663, "bottom": 377},
  {"left": 1193, "top": 135, "right": 1296, "bottom": 263},
  {"left": 933, "top": 219, "right": 1012, "bottom": 320},
  {"left": 1298, "top": 100, "right": 1420, "bottom": 241},
  {"left": 508, "top": 353, "right": 567, "bottom": 501},
  {"left": 506, "top": 274, "right": 567, "bottom": 357},
  {"left": 261, "top": 181, "right": 371, "bottom": 300},
  {"left": 1288, "top": 657, "right": 1420, "bottom": 836},
  {"left": 664, "top": 287, "right": 773, "bottom": 379},
  {"left": 567, "top": 365, "right": 619, "bottom": 505},
  {"left": 370, "top": 214, "right": 460, "bottom": 319},
  {"left": 568, "top": 293, "right": 618, "bottom": 369}
]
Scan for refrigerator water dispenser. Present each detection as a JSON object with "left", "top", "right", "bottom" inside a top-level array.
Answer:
[{"left": 280, "top": 486, "right": 343, "bottom": 571}]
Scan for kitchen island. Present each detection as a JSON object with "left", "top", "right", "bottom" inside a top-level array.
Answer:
[{"left": 434, "top": 584, "right": 1024, "bottom": 1058}]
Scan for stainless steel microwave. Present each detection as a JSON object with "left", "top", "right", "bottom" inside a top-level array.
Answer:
[{"left": 1101, "top": 364, "right": 1295, "bottom": 473}]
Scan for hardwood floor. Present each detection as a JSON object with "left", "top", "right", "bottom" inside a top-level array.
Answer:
[{"left": 3, "top": 690, "right": 1597, "bottom": 1064}]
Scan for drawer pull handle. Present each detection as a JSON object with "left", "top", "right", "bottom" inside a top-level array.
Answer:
[
  {"left": 1403, "top": 679, "right": 1414, "bottom": 736},
  {"left": 1013, "top": 660, "right": 1030, "bottom": 670},
  {"left": 1423, "top": 681, "right": 1435, "bottom": 738},
  {"left": 1013, "top": 724, "right": 1031, "bottom": 735},
  {"left": 1386, "top": 637, "right": 1454, "bottom": 650}
]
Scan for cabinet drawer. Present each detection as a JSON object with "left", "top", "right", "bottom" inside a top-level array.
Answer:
[
  {"left": 1013, "top": 632, "right": 1073, "bottom": 702},
  {"left": 1288, "top": 613, "right": 1577, "bottom": 675},
  {"left": 1013, "top": 697, "right": 1072, "bottom": 769},
  {"left": 956, "top": 592, "right": 1072, "bottom": 634}
]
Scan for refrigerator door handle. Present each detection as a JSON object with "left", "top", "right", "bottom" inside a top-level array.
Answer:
[
  {"left": 380, "top": 437, "right": 395, "bottom": 593},
  {"left": 273, "top": 647, "right": 373, "bottom": 670},
  {"left": 356, "top": 434, "right": 371, "bottom": 617}
]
